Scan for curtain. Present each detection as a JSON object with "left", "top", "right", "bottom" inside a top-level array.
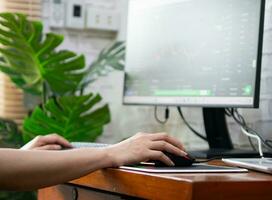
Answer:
[{"left": 1, "top": 0, "right": 41, "bottom": 20}]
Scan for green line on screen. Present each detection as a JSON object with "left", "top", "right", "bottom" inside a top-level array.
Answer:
[{"left": 154, "top": 89, "right": 212, "bottom": 96}]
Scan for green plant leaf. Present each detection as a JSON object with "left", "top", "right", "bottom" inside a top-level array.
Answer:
[
  {"left": 0, "top": 13, "right": 86, "bottom": 95},
  {"left": 23, "top": 93, "right": 111, "bottom": 143},
  {"left": 0, "top": 118, "right": 24, "bottom": 148},
  {"left": 85, "top": 41, "right": 125, "bottom": 84}
]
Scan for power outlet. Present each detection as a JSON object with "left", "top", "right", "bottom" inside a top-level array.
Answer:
[
  {"left": 104, "top": 11, "right": 120, "bottom": 31},
  {"left": 86, "top": 7, "right": 120, "bottom": 31}
]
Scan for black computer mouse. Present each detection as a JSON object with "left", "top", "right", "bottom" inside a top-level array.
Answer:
[{"left": 153, "top": 152, "right": 195, "bottom": 167}]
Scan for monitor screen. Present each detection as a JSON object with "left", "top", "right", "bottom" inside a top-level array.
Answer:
[{"left": 123, "top": 0, "right": 264, "bottom": 108}]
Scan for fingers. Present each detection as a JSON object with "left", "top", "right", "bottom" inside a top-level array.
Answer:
[
  {"left": 35, "top": 144, "right": 63, "bottom": 151},
  {"left": 105, "top": 132, "right": 187, "bottom": 167},
  {"left": 149, "top": 133, "right": 185, "bottom": 151},
  {"left": 135, "top": 132, "right": 187, "bottom": 167},
  {"left": 40, "top": 134, "right": 72, "bottom": 148},
  {"left": 149, "top": 151, "right": 174, "bottom": 166},
  {"left": 150, "top": 141, "right": 187, "bottom": 157},
  {"left": 21, "top": 134, "right": 72, "bottom": 151}
]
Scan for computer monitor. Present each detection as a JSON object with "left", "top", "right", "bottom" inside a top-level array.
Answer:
[{"left": 123, "top": 0, "right": 265, "bottom": 158}]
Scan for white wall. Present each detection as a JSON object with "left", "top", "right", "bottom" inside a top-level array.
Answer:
[{"left": 42, "top": 0, "right": 272, "bottom": 150}]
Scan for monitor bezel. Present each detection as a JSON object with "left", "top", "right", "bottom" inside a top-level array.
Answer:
[{"left": 122, "top": 0, "right": 265, "bottom": 109}]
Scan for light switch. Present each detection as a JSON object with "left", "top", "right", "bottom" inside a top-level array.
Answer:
[
  {"left": 50, "top": 0, "right": 66, "bottom": 28},
  {"left": 66, "top": 0, "right": 86, "bottom": 29}
]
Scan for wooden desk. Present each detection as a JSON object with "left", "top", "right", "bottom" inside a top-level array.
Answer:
[{"left": 38, "top": 162, "right": 272, "bottom": 200}]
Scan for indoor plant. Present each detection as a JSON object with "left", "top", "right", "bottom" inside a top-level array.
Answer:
[{"left": 0, "top": 12, "right": 125, "bottom": 143}]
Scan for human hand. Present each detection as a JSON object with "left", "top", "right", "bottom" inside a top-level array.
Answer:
[
  {"left": 21, "top": 134, "right": 72, "bottom": 150},
  {"left": 106, "top": 132, "right": 187, "bottom": 167}
]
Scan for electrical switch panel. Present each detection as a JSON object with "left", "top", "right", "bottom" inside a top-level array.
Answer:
[
  {"left": 49, "top": 0, "right": 120, "bottom": 32},
  {"left": 50, "top": 0, "right": 66, "bottom": 27},
  {"left": 66, "top": 0, "right": 86, "bottom": 29},
  {"left": 87, "top": 7, "right": 120, "bottom": 31}
]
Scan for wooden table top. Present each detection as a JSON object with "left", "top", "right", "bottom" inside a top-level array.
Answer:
[{"left": 70, "top": 161, "right": 272, "bottom": 200}]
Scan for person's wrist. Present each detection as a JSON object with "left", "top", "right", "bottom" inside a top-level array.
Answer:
[{"left": 103, "top": 146, "right": 122, "bottom": 167}]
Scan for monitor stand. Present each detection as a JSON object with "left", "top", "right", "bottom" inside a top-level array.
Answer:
[{"left": 188, "top": 108, "right": 267, "bottom": 159}]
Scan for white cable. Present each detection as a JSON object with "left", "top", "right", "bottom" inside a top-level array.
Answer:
[{"left": 241, "top": 127, "right": 263, "bottom": 158}]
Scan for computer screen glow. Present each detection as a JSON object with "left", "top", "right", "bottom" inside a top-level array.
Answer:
[{"left": 123, "top": 0, "right": 264, "bottom": 107}]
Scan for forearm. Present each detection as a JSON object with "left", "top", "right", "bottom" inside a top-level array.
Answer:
[
  {"left": 0, "top": 148, "right": 113, "bottom": 191},
  {"left": 0, "top": 132, "right": 186, "bottom": 191}
]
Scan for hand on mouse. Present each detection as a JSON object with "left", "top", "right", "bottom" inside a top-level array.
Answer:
[
  {"left": 21, "top": 134, "right": 72, "bottom": 150},
  {"left": 105, "top": 132, "right": 187, "bottom": 167}
]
